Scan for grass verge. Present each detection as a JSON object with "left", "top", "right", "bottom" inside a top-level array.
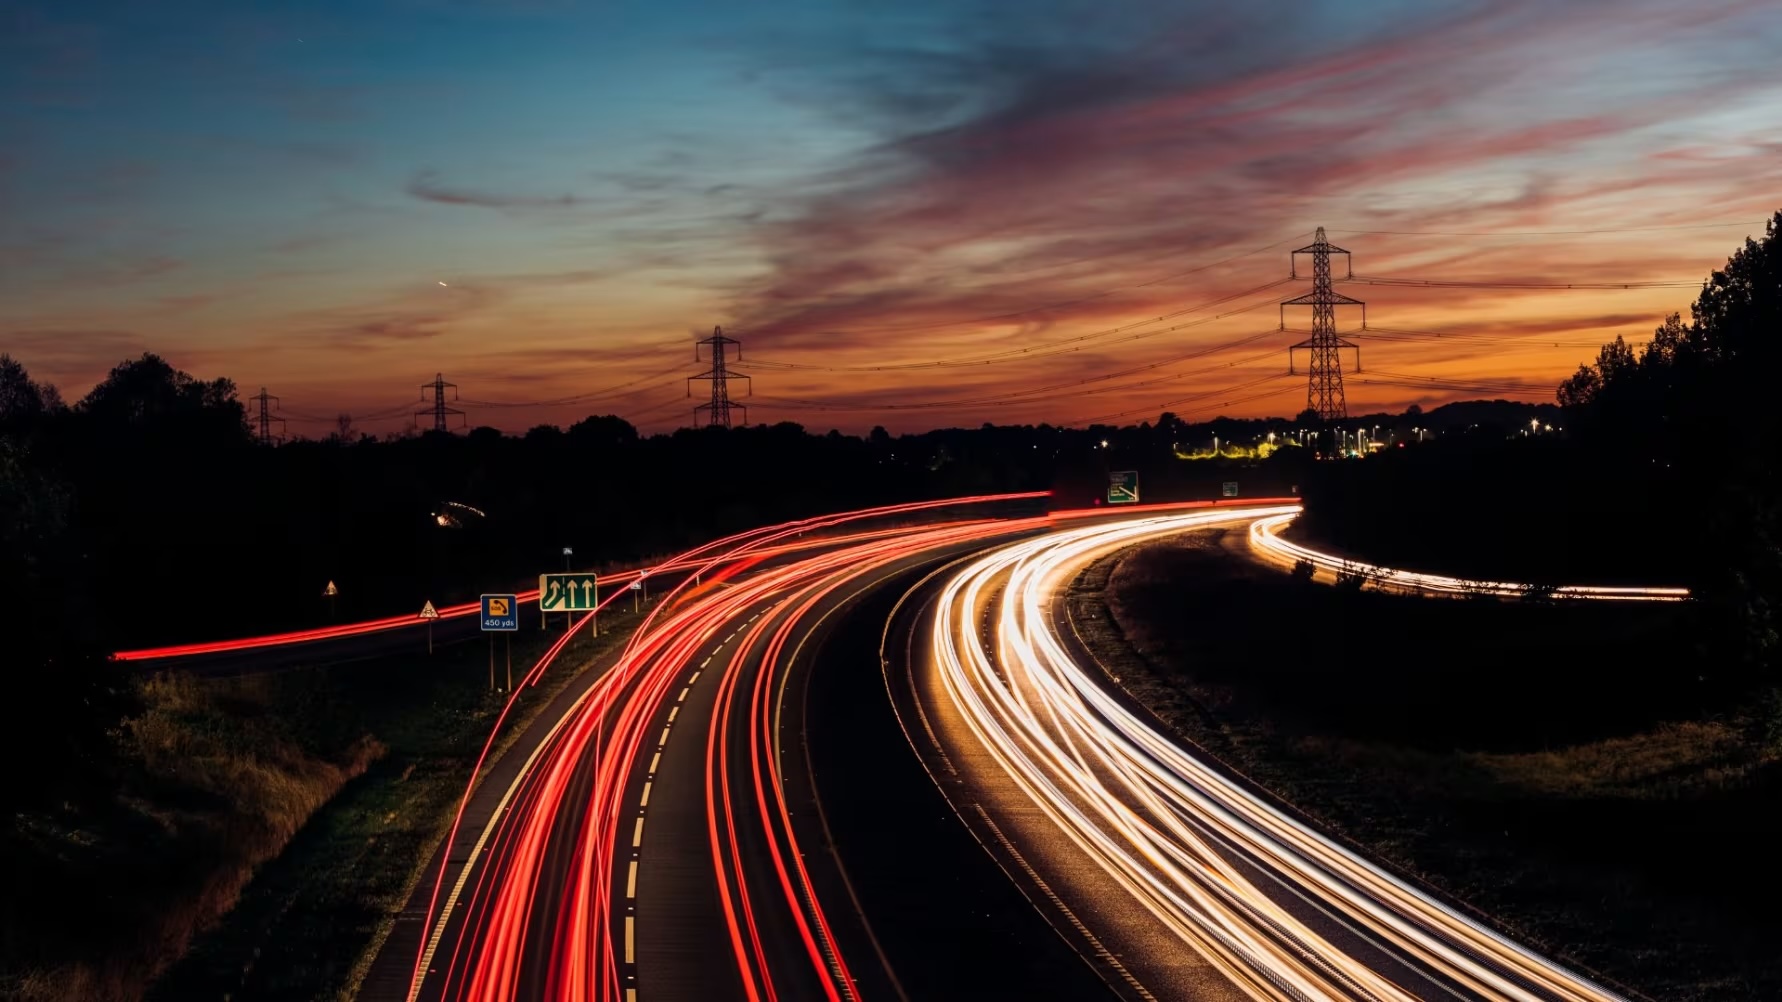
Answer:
[
  {"left": 140, "top": 612, "right": 642, "bottom": 1002},
  {"left": 1071, "top": 529, "right": 1782, "bottom": 1002},
  {"left": 3, "top": 673, "right": 383, "bottom": 1002}
]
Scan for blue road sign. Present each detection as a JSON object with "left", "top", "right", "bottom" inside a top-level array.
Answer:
[{"left": 480, "top": 593, "right": 520, "bottom": 631}]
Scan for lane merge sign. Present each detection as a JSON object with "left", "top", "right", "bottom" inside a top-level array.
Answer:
[
  {"left": 480, "top": 594, "right": 519, "bottom": 631},
  {"left": 539, "top": 573, "right": 599, "bottom": 613},
  {"left": 1107, "top": 470, "right": 1139, "bottom": 504}
]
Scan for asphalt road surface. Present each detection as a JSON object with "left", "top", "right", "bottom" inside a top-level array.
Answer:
[
  {"left": 345, "top": 495, "right": 1652, "bottom": 1002},
  {"left": 885, "top": 505, "right": 1636, "bottom": 1002}
]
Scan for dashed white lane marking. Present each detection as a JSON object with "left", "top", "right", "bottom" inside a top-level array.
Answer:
[{"left": 623, "top": 620, "right": 762, "bottom": 989}]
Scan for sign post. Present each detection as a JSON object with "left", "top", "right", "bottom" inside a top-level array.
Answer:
[
  {"left": 1107, "top": 471, "right": 1139, "bottom": 505},
  {"left": 323, "top": 580, "right": 339, "bottom": 618},
  {"left": 550, "top": 547, "right": 574, "bottom": 627},
  {"left": 418, "top": 599, "right": 439, "bottom": 654},
  {"left": 480, "top": 594, "right": 519, "bottom": 691},
  {"left": 630, "top": 579, "right": 643, "bottom": 613}
]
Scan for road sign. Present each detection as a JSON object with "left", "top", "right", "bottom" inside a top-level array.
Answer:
[
  {"left": 418, "top": 600, "right": 439, "bottom": 620},
  {"left": 629, "top": 580, "right": 643, "bottom": 591},
  {"left": 1107, "top": 470, "right": 1139, "bottom": 504},
  {"left": 323, "top": 580, "right": 339, "bottom": 597},
  {"left": 480, "top": 594, "right": 519, "bottom": 631},
  {"left": 562, "top": 546, "right": 574, "bottom": 557},
  {"left": 1221, "top": 481, "right": 1239, "bottom": 498},
  {"left": 539, "top": 573, "right": 599, "bottom": 612}
]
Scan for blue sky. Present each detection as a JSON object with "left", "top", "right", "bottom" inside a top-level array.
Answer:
[{"left": 4, "top": 0, "right": 1780, "bottom": 432}]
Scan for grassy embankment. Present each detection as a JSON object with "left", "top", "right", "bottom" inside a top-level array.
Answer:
[
  {"left": 1071, "top": 529, "right": 1782, "bottom": 1002},
  {"left": 148, "top": 611, "right": 645, "bottom": 1002},
  {"left": 3, "top": 609, "right": 639, "bottom": 1002}
]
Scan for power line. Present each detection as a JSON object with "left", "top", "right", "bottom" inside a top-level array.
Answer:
[
  {"left": 1353, "top": 369, "right": 1553, "bottom": 396},
  {"left": 1347, "top": 273, "right": 1697, "bottom": 290},
  {"left": 1326, "top": 220, "right": 1768, "bottom": 237},
  {"left": 459, "top": 365, "right": 686, "bottom": 408},
  {"left": 754, "top": 330, "right": 1290, "bottom": 412},
  {"left": 738, "top": 278, "right": 1296, "bottom": 373},
  {"left": 1353, "top": 325, "right": 1629, "bottom": 349},
  {"left": 739, "top": 231, "right": 1314, "bottom": 338},
  {"left": 1072, "top": 373, "right": 1297, "bottom": 425}
]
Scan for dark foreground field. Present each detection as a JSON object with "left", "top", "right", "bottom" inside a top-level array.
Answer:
[
  {"left": 1076, "top": 530, "right": 1782, "bottom": 1001},
  {"left": 0, "top": 612, "right": 641, "bottom": 1002}
]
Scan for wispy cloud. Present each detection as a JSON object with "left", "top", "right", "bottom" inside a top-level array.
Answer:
[
  {"left": 407, "top": 169, "right": 588, "bottom": 211},
  {"left": 722, "top": 0, "right": 1781, "bottom": 366}
]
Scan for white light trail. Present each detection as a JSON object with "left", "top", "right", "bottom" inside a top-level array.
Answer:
[
  {"left": 929, "top": 506, "right": 1633, "bottom": 1001},
  {"left": 1247, "top": 512, "right": 1688, "bottom": 602}
]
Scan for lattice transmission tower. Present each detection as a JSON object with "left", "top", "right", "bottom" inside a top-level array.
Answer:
[
  {"left": 688, "top": 326, "right": 750, "bottom": 428},
  {"left": 418, "top": 373, "right": 466, "bottom": 432},
  {"left": 248, "top": 387, "right": 285, "bottom": 445},
  {"left": 1282, "top": 227, "right": 1365, "bottom": 422}
]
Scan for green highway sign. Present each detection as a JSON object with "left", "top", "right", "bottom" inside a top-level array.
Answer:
[
  {"left": 1222, "top": 481, "right": 1239, "bottom": 498},
  {"left": 1107, "top": 470, "right": 1139, "bottom": 504},
  {"left": 540, "top": 573, "right": 599, "bottom": 612}
]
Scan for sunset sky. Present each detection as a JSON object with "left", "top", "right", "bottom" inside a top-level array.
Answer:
[{"left": 4, "top": 0, "right": 1780, "bottom": 435}]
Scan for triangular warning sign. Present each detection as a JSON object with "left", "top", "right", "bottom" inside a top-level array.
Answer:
[
  {"left": 418, "top": 600, "right": 440, "bottom": 620},
  {"left": 323, "top": 580, "right": 339, "bottom": 596}
]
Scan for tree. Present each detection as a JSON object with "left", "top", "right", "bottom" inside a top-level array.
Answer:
[
  {"left": 1558, "top": 209, "right": 1782, "bottom": 679},
  {"left": 79, "top": 353, "right": 246, "bottom": 434},
  {"left": 0, "top": 354, "right": 61, "bottom": 435},
  {"left": 0, "top": 438, "right": 136, "bottom": 814}
]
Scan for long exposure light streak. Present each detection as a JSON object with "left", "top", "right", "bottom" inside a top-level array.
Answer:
[
  {"left": 113, "top": 513, "right": 1036, "bottom": 661},
  {"left": 409, "top": 493, "right": 1050, "bottom": 1002},
  {"left": 1246, "top": 511, "right": 1689, "bottom": 601},
  {"left": 926, "top": 507, "right": 1634, "bottom": 1001}
]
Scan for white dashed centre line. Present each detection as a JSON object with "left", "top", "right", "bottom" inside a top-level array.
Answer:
[{"left": 622, "top": 623, "right": 754, "bottom": 993}]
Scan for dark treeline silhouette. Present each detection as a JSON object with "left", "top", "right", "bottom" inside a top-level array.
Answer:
[
  {"left": 0, "top": 357, "right": 1549, "bottom": 655},
  {"left": 1298, "top": 209, "right": 1782, "bottom": 700},
  {"left": 0, "top": 342, "right": 1570, "bottom": 830}
]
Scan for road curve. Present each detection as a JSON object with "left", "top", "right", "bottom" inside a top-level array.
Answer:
[
  {"left": 401, "top": 496, "right": 1057, "bottom": 1002},
  {"left": 1247, "top": 511, "right": 1688, "bottom": 602},
  {"left": 888, "top": 506, "right": 1635, "bottom": 1002}
]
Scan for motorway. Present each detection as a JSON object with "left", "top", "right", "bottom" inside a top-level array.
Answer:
[
  {"left": 128, "top": 493, "right": 1672, "bottom": 1001},
  {"left": 388, "top": 497, "right": 1074, "bottom": 1002},
  {"left": 886, "top": 506, "right": 1637, "bottom": 1002}
]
